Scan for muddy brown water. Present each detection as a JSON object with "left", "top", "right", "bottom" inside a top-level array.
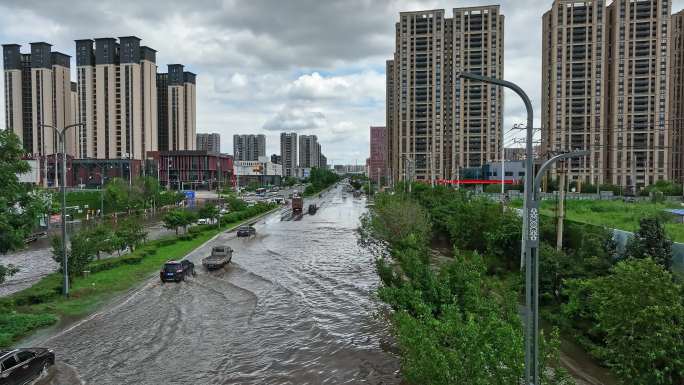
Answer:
[{"left": 25, "top": 185, "right": 401, "bottom": 384}]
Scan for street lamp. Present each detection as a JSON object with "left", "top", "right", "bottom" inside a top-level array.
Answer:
[
  {"left": 458, "top": 71, "right": 538, "bottom": 385},
  {"left": 40, "top": 123, "right": 84, "bottom": 298},
  {"left": 458, "top": 72, "right": 590, "bottom": 385}
]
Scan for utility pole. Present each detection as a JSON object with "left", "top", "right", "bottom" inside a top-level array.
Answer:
[
  {"left": 556, "top": 167, "right": 566, "bottom": 251},
  {"left": 459, "top": 72, "right": 538, "bottom": 385},
  {"left": 40, "top": 123, "right": 84, "bottom": 298}
]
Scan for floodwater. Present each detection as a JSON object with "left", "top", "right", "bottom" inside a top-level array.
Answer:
[
  {"left": 1, "top": 216, "right": 176, "bottom": 297},
  {"left": 29, "top": 185, "right": 401, "bottom": 384}
]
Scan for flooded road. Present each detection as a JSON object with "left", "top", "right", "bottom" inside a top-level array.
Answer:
[{"left": 32, "top": 185, "right": 401, "bottom": 384}]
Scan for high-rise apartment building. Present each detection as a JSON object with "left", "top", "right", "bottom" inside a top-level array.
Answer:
[
  {"left": 197, "top": 132, "right": 221, "bottom": 153},
  {"left": 369, "top": 126, "right": 387, "bottom": 182},
  {"left": 298, "top": 134, "right": 320, "bottom": 168},
  {"left": 280, "top": 132, "right": 297, "bottom": 177},
  {"left": 386, "top": 6, "right": 504, "bottom": 182},
  {"left": 606, "top": 0, "right": 671, "bottom": 188},
  {"left": 542, "top": 0, "right": 672, "bottom": 188},
  {"left": 157, "top": 64, "right": 196, "bottom": 152},
  {"left": 233, "top": 134, "right": 265, "bottom": 160},
  {"left": 386, "top": 58, "right": 398, "bottom": 183},
  {"left": 3, "top": 42, "right": 74, "bottom": 156},
  {"left": 452, "top": 7, "right": 505, "bottom": 171},
  {"left": 670, "top": 9, "right": 684, "bottom": 183},
  {"left": 542, "top": 0, "right": 607, "bottom": 185},
  {"left": 74, "top": 37, "right": 158, "bottom": 160}
]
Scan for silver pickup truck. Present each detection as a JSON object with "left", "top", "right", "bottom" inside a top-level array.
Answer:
[{"left": 202, "top": 246, "right": 233, "bottom": 270}]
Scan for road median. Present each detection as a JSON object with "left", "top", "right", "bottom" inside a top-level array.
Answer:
[{"left": 0, "top": 203, "right": 280, "bottom": 348}]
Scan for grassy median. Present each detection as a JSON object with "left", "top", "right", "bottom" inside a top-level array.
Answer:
[
  {"left": 0, "top": 203, "right": 278, "bottom": 347},
  {"left": 511, "top": 198, "right": 684, "bottom": 242}
]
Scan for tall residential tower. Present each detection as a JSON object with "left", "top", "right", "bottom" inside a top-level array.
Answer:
[
  {"left": 542, "top": 0, "right": 607, "bottom": 185},
  {"left": 386, "top": 6, "right": 504, "bottom": 182},
  {"left": 280, "top": 132, "right": 297, "bottom": 177},
  {"left": 233, "top": 134, "right": 265, "bottom": 160},
  {"left": 74, "top": 37, "right": 158, "bottom": 160},
  {"left": 3, "top": 42, "right": 75, "bottom": 156}
]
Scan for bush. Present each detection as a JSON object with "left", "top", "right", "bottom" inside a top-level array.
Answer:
[
  {"left": 0, "top": 312, "right": 58, "bottom": 348},
  {"left": 563, "top": 258, "right": 684, "bottom": 385},
  {"left": 88, "top": 254, "right": 144, "bottom": 274}
]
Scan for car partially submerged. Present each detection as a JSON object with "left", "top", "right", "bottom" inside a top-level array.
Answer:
[
  {"left": 160, "top": 260, "right": 195, "bottom": 282},
  {"left": 0, "top": 348, "right": 55, "bottom": 385},
  {"left": 236, "top": 225, "right": 256, "bottom": 237},
  {"left": 202, "top": 246, "right": 233, "bottom": 270}
]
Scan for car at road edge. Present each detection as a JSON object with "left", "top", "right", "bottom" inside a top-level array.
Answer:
[{"left": 0, "top": 348, "right": 55, "bottom": 385}]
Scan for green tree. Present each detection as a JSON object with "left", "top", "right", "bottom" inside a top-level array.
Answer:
[
  {"left": 163, "top": 209, "right": 196, "bottom": 235},
  {"left": 115, "top": 217, "right": 147, "bottom": 252},
  {"left": 282, "top": 176, "right": 297, "bottom": 187},
  {"left": 0, "top": 130, "right": 48, "bottom": 283},
  {"left": 564, "top": 259, "right": 684, "bottom": 385},
  {"left": 624, "top": 217, "right": 673, "bottom": 270},
  {"left": 198, "top": 203, "right": 219, "bottom": 222},
  {"left": 227, "top": 196, "right": 247, "bottom": 212},
  {"left": 88, "top": 225, "right": 116, "bottom": 260},
  {"left": 51, "top": 231, "right": 97, "bottom": 281},
  {"left": 104, "top": 177, "right": 130, "bottom": 212},
  {"left": 163, "top": 210, "right": 186, "bottom": 235}
]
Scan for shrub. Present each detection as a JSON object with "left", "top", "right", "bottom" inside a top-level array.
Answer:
[{"left": 563, "top": 258, "right": 684, "bottom": 385}]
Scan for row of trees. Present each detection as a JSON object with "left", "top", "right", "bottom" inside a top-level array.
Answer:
[
  {"left": 360, "top": 192, "right": 572, "bottom": 384},
  {"left": 101, "top": 176, "right": 184, "bottom": 214},
  {"left": 51, "top": 218, "right": 147, "bottom": 282},
  {"left": 389, "top": 184, "right": 684, "bottom": 385},
  {"left": 303, "top": 167, "right": 339, "bottom": 196}
]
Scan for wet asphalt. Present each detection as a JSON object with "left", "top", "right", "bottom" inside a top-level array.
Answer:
[{"left": 31, "top": 185, "right": 400, "bottom": 385}]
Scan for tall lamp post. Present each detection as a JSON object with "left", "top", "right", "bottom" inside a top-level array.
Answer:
[
  {"left": 458, "top": 72, "right": 588, "bottom": 385},
  {"left": 40, "top": 123, "right": 84, "bottom": 298}
]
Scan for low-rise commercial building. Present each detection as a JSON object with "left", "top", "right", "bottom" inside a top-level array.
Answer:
[
  {"left": 150, "top": 150, "right": 232, "bottom": 190},
  {"left": 234, "top": 156, "right": 282, "bottom": 186}
]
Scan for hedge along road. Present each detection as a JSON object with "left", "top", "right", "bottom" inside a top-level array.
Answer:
[{"left": 29, "top": 184, "right": 400, "bottom": 385}]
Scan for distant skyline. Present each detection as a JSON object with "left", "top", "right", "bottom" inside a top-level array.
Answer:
[{"left": 1, "top": 0, "right": 683, "bottom": 164}]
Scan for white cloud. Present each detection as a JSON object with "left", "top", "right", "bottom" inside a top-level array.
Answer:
[{"left": 262, "top": 108, "right": 327, "bottom": 132}]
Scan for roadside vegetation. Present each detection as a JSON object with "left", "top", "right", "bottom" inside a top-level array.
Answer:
[
  {"left": 53, "top": 178, "right": 184, "bottom": 219},
  {"left": 0, "top": 131, "right": 50, "bottom": 284},
  {"left": 512, "top": 198, "right": 684, "bottom": 242},
  {"left": 362, "top": 183, "right": 684, "bottom": 385},
  {"left": 0, "top": 199, "right": 277, "bottom": 348},
  {"left": 303, "top": 167, "right": 339, "bottom": 196}
]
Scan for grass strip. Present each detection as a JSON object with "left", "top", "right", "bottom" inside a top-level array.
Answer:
[{"left": 0, "top": 204, "right": 278, "bottom": 347}]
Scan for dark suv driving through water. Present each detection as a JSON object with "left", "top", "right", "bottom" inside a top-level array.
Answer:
[
  {"left": 0, "top": 348, "right": 55, "bottom": 385},
  {"left": 160, "top": 260, "right": 195, "bottom": 282}
]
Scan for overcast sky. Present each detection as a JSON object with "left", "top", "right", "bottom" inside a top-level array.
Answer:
[{"left": 1, "top": 0, "right": 683, "bottom": 164}]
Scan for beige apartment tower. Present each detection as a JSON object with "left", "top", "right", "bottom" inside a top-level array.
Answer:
[
  {"left": 387, "top": 6, "right": 504, "bottom": 182},
  {"left": 75, "top": 37, "right": 158, "bottom": 160},
  {"left": 2, "top": 42, "right": 75, "bottom": 156},
  {"left": 157, "top": 64, "right": 196, "bottom": 152},
  {"left": 542, "top": 0, "right": 607, "bottom": 185},
  {"left": 605, "top": 0, "right": 671, "bottom": 188},
  {"left": 670, "top": 10, "right": 684, "bottom": 183},
  {"left": 542, "top": 0, "right": 672, "bottom": 188}
]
